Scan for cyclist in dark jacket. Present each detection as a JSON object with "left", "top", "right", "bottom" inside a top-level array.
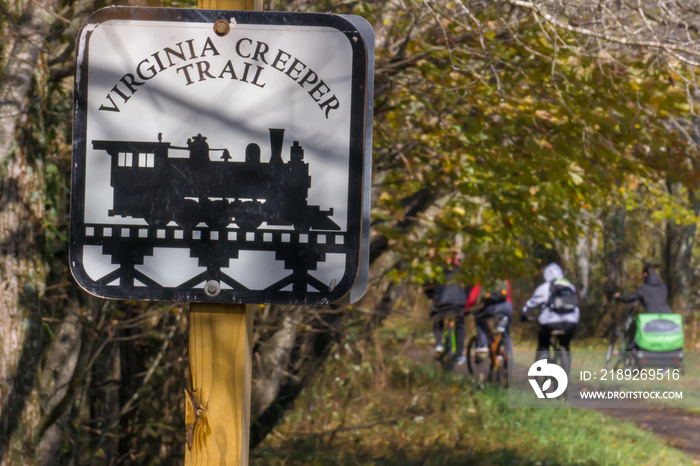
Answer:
[
  {"left": 614, "top": 266, "right": 671, "bottom": 349},
  {"left": 614, "top": 266, "right": 672, "bottom": 314},
  {"left": 425, "top": 266, "right": 468, "bottom": 365},
  {"left": 469, "top": 280, "right": 513, "bottom": 357}
]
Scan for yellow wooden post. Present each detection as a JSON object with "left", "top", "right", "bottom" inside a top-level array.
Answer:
[
  {"left": 186, "top": 304, "right": 253, "bottom": 465},
  {"left": 198, "top": 0, "right": 262, "bottom": 9},
  {"left": 186, "top": 1, "right": 262, "bottom": 465}
]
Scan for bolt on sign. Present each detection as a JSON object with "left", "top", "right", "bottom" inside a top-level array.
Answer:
[{"left": 71, "top": 7, "right": 374, "bottom": 305}]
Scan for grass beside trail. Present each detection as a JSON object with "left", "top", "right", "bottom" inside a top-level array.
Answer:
[{"left": 253, "top": 315, "right": 693, "bottom": 465}]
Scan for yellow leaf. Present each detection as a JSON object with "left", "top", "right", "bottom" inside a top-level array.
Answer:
[
  {"left": 535, "top": 109, "right": 552, "bottom": 120},
  {"left": 569, "top": 172, "right": 584, "bottom": 185}
]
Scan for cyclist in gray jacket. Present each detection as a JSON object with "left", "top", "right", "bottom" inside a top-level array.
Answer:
[
  {"left": 521, "top": 263, "right": 579, "bottom": 360},
  {"left": 614, "top": 265, "right": 671, "bottom": 349},
  {"left": 614, "top": 266, "right": 671, "bottom": 314}
]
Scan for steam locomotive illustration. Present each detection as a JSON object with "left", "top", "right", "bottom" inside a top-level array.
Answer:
[{"left": 92, "top": 129, "right": 340, "bottom": 231}]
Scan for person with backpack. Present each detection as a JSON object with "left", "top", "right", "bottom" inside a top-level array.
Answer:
[
  {"left": 521, "top": 263, "right": 579, "bottom": 361},
  {"left": 425, "top": 255, "right": 469, "bottom": 365},
  {"left": 614, "top": 265, "right": 672, "bottom": 314},
  {"left": 470, "top": 279, "right": 513, "bottom": 357}
]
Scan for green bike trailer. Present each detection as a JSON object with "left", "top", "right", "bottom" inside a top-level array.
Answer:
[{"left": 633, "top": 313, "right": 684, "bottom": 368}]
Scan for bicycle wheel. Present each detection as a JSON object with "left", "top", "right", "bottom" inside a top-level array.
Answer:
[
  {"left": 605, "top": 330, "right": 626, "bottom": 370},
  {"left": 441, "top": 319, "right": 458, "bottom": 370},
  {"left": 444, "top": 319, "right": 458, "bottom": 355},
  {"left": 613, "top": 348, "right": 639, "bottom": 371},
  {"left": 556, "top": 351, "right": 570, "bottom": 399},
  {"left": 614, "top": 355, "right": 633, "bottom": 371},
  {"left": 558, "top": 348, "right": 570, "bottom": 376},
  {"left": 466, "top": 336, "right": 488, "bottom": 378},
  {"left": 489, "top": 337, "right": 509, "bottom": 388},
  {"left": 547, "top": 343, "right": 569, "bottom": 399}
]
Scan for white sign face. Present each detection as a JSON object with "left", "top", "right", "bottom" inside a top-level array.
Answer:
[{"left": 70, "top": 7, "right": 372, "bottom": 304}]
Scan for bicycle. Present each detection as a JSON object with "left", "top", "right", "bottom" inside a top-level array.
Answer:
[
  {"left": 525, "top": 315, "right": 571, "bottom": 397},
  {"left": 434, "top": 313, "right": 461, "bottom": 371},
  {"left": 605, "top": 304, "right": 637, "bottom": 370},
  {"left": 466, "top": 314, "right": 510, "bottom": 387}
]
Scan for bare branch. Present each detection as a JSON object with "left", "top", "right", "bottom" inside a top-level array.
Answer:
[{"left": 502, "top": 0, "right": 700, "bottom": 59}]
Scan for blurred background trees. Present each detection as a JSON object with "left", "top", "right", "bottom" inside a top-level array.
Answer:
[{"left": 1, "top": 0, "right": 700, "bottom": 463}]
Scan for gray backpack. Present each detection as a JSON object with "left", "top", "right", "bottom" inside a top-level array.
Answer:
[{"left": 548, "top": 278, "right": 578, "bottom": 314}]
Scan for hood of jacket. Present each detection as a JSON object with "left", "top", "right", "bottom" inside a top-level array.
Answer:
[
  {"left": 543, "top": 263, "right": 564, "bottom": 283},
  {"left": 644, "top": 268, "right": 663, "bottom": 286}
]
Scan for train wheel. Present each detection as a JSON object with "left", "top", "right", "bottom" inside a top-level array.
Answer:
[
  {"left": 234, "top": 201, "right": 264, "bottom": 230},
  {"left": 175, "top": 199, "right": 199, "bottom": 231},
  {"left": 202, "top": 199, "right": 231, "bottom": 230}
]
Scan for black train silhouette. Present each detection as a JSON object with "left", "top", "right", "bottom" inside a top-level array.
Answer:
[{"left": 92, "top": 128, "right": 340, "bottom": 232}]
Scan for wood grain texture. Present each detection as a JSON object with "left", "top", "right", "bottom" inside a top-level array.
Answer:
[{"left": 186, "top": 304, "right": 254, "bottom": 466}]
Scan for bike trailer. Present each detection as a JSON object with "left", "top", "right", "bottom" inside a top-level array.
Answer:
[{"left": 633, "top": 313, "right": 684, "bottom": 368}]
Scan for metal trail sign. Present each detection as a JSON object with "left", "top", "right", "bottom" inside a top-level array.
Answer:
[{"left": 71, "top": 7, "right": 373, "bottom": 305}]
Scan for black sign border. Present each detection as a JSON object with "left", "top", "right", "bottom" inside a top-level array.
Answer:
[{"left": 71, "top": 6, "right": 368, "bottom": 305}]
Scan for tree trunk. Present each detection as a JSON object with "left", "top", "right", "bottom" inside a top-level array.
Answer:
[
  {"left": 35, "top": 310, "right": 82, "bottom": 465},
  {"left": 251, "top": 307, "right": 304, "bottom": 419},
  {"left": 602, "top": 206, "right": 626, "bottom": 299},
  {"left": 663, "top": 181, "right": 699, "bottom": 315},
  {"left": 575, "top": 227, "right": 592, "bottom": 301},
  {"left": 0, "top": 0, "right": 57, "bottom": 462}
]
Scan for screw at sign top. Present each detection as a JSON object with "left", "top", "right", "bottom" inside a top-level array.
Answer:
[{"left": 213, "top": 19, "right": 230, "bottom": 36}]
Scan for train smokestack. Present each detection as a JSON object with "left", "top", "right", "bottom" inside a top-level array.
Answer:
[{"left": 269, "top": 128, "right": 284, "bottom": 166}]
